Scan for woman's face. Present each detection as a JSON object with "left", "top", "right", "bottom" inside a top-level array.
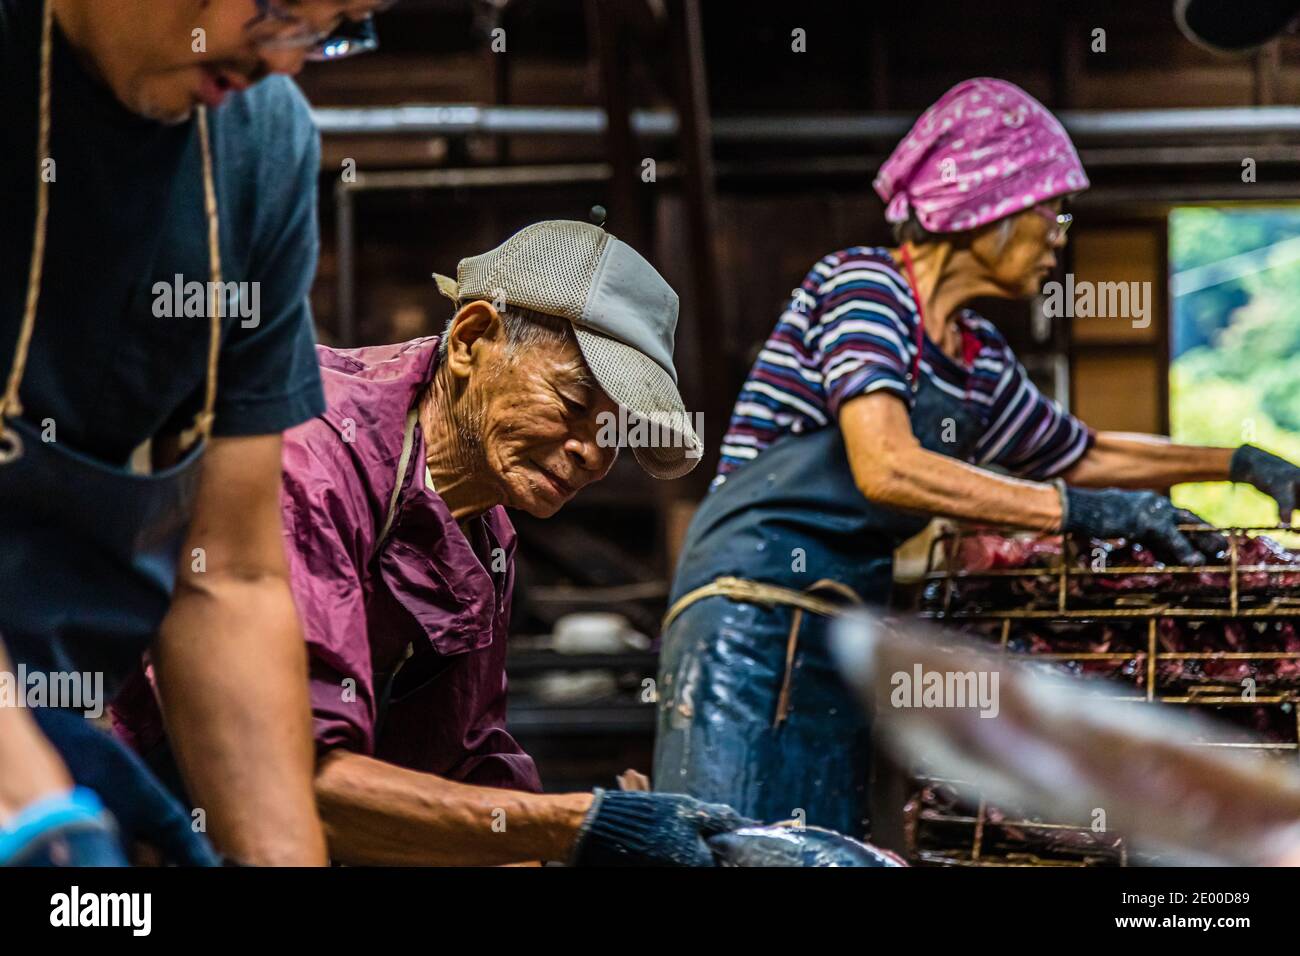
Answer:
[{"left": 969, "top": 199, "right": 1066, "bottom": 298}]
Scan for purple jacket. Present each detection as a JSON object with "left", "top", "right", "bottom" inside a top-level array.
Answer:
[{"left": 114, "top": 336, "right": 540, "bottom": 793}]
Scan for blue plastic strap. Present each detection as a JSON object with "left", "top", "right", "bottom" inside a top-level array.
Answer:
[{"left": 0, "top": 787, "right": 113, "bottom": 863}]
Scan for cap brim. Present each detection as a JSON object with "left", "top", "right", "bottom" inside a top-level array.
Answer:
[
  {"left": 1175, "top": 0, "right": 1300, "bottom": 53},
  {"left": 573, "top": 327, "right": 702, "bottom": 479}
]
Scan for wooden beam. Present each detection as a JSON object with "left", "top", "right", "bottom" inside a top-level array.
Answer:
[
  {"left": 1254, "top": 39, "right": 1283, "bottom": 106},
  {"left": 591, "top": 0, "right": 650, "bottom": 250},
  {"left": 667, "top": 0, "right": 727, "bottom": 492}
]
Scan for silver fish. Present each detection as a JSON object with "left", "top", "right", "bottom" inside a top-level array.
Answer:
[{"left": 708, "top": 825, "right": 906, "bottom": 867}]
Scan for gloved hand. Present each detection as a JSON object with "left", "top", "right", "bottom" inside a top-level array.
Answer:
[
  {"left": 1232, "top": 445, "right": 1300, "bottom": 525},
  {"left": 569, "top": 789, "right": 756, "bottom": 867},
  {"left": 1061, "top": 486, "right": 1225, "bottom": 566}
]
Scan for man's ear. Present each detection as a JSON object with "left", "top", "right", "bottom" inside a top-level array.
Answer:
[{"left": 444, "top": 300, "right": 503, "bottom": 379}]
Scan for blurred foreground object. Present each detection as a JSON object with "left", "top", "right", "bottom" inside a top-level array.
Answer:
[
  {"left": 901, "top": 524, "right": 1300, "bottom": 864},
  {"left": 832, "top": 612, "right": 1300, "bottom": 866}
]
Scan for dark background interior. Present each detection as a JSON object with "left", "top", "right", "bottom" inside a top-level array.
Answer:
[{"left": 293, "top": 0, "right": 1300, "bottom": 794}]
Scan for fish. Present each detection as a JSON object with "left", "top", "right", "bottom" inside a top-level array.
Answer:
[{"left": 708, "top": 824, "right": 906, "bottom": 867}]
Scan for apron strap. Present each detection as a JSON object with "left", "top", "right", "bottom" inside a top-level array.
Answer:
[
  {"left": 663, "top": 575, "right": 861, "bottom": 631},
  {"left": 899, "top": 244, "right": 926, "bottom": 389},
  {"left": 178, "top": 106, "right": 224, "bottom": 450},
  {"left": 0, "top": 0, "right": 54, "bottom": 461},
  {"left": 663, "top": 575, "right": 866, "bottom": 729},
  {"left": 1, "top": 0, "right": 223, "bottom": 461},
  {"left": 373, "top": 407, "right": 421, "bottom": 561},
  {"left": 371, "top": 408, "right": 431, "bottom": 743}
]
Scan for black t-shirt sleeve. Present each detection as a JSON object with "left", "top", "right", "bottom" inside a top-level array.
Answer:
[{"left": 212, "top": 79, "right": 325, "bottom": 438}]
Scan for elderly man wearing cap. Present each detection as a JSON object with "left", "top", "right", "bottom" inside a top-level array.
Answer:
[
  {"left": 653, "top": 78, "right": 1300, "bottom": 838},
  {"left": 116, "top": 221, "right": 755, "bottom": 866}
]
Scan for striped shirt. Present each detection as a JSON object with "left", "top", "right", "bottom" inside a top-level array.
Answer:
[{"left": 715, "top": 246, "right": 1090, "bottom": 486}]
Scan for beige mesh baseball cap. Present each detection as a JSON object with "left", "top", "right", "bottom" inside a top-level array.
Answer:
[{"left": 433, "top": 220, "right": 702, "bottom": 479}]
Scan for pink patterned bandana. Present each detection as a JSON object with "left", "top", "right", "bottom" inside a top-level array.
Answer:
[{"left": 873, "top": 77, "right": 1090, "bottom": 234}]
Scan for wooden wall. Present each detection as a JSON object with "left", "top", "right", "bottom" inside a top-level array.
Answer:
[{"left": 1069, "top": 225, "right": 1169, "bottom": 434}]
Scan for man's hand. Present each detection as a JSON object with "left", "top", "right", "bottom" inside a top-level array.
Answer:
[
  {"left": 569, "top": 789, "right": 755, "bottom": 867},
  {"left": 314, "top": 752, "right": 752, "bottom": 866},
  {"left": 1062, "top": 486, "right": 1225, "bottom": 566},
  {"left": 153, "top": 434, "right": 326, "bottom": 866},
  {"left": 1232, "top": 445, "right": 1300, "bottom": 525}
]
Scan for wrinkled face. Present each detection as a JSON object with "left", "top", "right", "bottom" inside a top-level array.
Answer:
[
  {"left": 969, "top": 199, "right": 1065, "bottom": 298},
  {"left": 72, "top": 1, "right": 383, "bottom": 123},
  {"left": 469, "top": 330, "right": 621, "bottom": 519}
]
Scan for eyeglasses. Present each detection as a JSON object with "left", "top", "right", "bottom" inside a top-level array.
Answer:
[
  {"left": 247, "top": 1, "right": 396, "bottom": 61},
  {"left": 1033, "top": 204, "right": 1073, "bottom": 244}
]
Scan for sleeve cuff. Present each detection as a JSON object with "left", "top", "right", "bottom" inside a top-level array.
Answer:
[
  {"left": 828, "top": 368, "right": 913, "bottom": 418},
  {"left": 213, "top": 377, "right": 326, "bottom": 438}
]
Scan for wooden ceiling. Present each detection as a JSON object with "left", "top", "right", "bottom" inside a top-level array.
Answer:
[{"left": 299, "top": 0, "right": 1300, "bottom": 112}]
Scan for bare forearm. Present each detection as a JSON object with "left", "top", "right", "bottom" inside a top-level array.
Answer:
[
  {"left": 154, "top": 574, "right": 326, "bottom": 866},
  {"left": 315, "top": 749, "right": 593, "bottom": 866},
  {"left": 859, "top": 444, "right": 1061, "bottom": 532},
  {"left": 0, "top": 646, "right": 72, "bottom": 823},
  {"left": 1061, "top": 432, "right": 1234, "bottom": 490},
  {"left": 841, "top": 393, "right": 1061, "bottom": 532}
]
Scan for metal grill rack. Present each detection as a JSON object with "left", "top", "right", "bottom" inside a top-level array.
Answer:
[
  {"left": 904, "top": 525, "right": 1300, "bottom": 866},
  {"left": 905, "top": 780, "right": 1129, "bottom": 867}
]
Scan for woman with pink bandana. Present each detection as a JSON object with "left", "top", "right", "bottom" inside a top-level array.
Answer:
[{"left": 654, "top": 78, "right": 1300, "bottom": 836}]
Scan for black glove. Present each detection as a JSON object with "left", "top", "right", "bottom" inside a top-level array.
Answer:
[
  {"left": 570, "top": 789, "right": 756, "bottom": 867},
  {"left": 1062, "top": 486, "right": 1225, "bottom": 566},
  {"left": 1232, "top": 445, "right": 1300, "bottom": 524}
]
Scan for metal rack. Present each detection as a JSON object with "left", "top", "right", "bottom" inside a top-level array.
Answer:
[
  {"left": 907, "top": 783, "right": 1129, "bottom": 867},
  {"left": 906, "top": 525, "right": 1300, "bottom": 866},
  {"left": 922, "top": 525, "right": 1300, "bottom": 620}
]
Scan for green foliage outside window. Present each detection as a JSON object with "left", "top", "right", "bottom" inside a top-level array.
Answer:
[{"left": 1168, "top": 206, "right": 1300, "bottom": 540}]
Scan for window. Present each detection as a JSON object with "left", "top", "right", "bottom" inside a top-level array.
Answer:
[{"left": 1169, "top": 206, "right": 1300, "bottom": 534}]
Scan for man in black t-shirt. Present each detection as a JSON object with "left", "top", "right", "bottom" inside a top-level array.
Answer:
[{"left": 0, "top": 1, "right": 395, "bottom": 867}]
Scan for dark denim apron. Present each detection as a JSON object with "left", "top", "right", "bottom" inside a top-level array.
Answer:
[
  {"left": 0, "top": 416, "right": 205, "bottom": 684},
  {"left": 0, "top": 5, "right": 219, "bottom": 865},
  {"left": 654, "top": 254, "right": 983, "bottom": 838}
]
